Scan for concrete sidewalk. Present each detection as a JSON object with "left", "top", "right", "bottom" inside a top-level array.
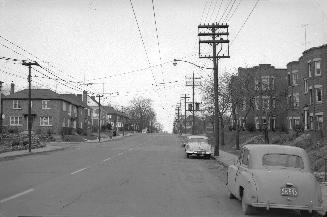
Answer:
[
  {"left": 214, "top": 150, "right": 327, "bottom": 216},
  {"left": 0, "top": 133, "right": 136, "bottom": 161},
  {"left": 0, "top": 144, "right": 66, "bottom": 161}
]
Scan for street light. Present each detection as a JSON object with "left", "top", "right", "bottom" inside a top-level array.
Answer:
[{"left": 173, "top": 59, "right": 213, "bottom": 70}]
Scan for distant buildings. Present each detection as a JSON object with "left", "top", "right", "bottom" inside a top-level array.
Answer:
[
  {"left": 0, "top": 84, "right": 130, "bottom": 135},
  {"left": 232, "top": 44, "right": 327, "bottom": 133}
]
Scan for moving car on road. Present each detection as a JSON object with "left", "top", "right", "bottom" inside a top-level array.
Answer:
[
  {"left": 227, "top": 144, "right": 323, "bottom": 216},
  {"left": 185, "top": 135, "right": 212, "bottom": 159}
]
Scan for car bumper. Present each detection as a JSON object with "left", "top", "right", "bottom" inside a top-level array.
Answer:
[
  {"left": 251, "top": 202, "right": 323, "bottom": 212},
  {"left": 186, "top": 151, "right": 212, "bottom": 155}
]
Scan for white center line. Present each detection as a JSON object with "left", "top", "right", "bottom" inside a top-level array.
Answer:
[
  {"left": 128, "top": 148, "right": 134, "bottom": 151},
  {"left": 0, "top": 188, "right": 34, "bottom": 203},
  {"left": 70, "top": 167, "right": 88, "bottom": 175},
  {"left": 117, "top": 152, "right": 123, "bottom": 156},
  {"left": 103, "top": 157, "right": 111, "bottom": 162}
]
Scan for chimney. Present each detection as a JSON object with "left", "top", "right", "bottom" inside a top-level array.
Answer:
[
  {"left": 77, "top": 94, "right": 82, "bottom": 101},
  {"left": 82, "top": 90, "right": 87, "bottom": 102},
  {"left": 10, "top": 82, "right": 15, "bottom": 95}
]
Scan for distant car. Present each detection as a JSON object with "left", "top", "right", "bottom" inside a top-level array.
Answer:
[
  {"left": 185, "top": 135, "right": 212, "bottom": 159},
  {"left": 227, "top": 144, "right": 323, "bottom": 216}
]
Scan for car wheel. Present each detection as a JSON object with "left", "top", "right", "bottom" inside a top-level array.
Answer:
[
  {"left": 186, "top": 153, "right": 190, "bottom": 158},
  {"left": 241, "top": 190, "right": 254, "bottom": 215},
  {"left": 229, "top": 192, "right": 235, "bottom": 199}
]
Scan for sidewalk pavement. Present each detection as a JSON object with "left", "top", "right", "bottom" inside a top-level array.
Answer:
[
  {"left": 214, "top": 150, "right": 327, "bottom": 216},
  {"left": 0, "top": 133, "right": 136, "bottom": 161}
]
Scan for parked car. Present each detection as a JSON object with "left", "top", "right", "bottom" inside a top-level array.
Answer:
[
  {"left": 185, "top": 135, "right": 212, "bottom": 159},
  {"left": 227, "top": 144, "right": 323, "bottom": 216}
]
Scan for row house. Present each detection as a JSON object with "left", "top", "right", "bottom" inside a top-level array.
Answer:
[
  {"left": 234, "top": 64, "right": 287, "bottom": 130},
  {"left": 2, "top": 84, "right": 92, "bottom": 135},
  {"left": 287, "top": 44, "right": 327, "bottom": 132}
]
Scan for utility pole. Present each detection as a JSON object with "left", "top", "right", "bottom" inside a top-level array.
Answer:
[
  {"left": 302, "top": 24, "right": 309, "bottom": 50},
  {"left": 186, "top": 72, "right": 201, "bottom": 135},
  {"left": 181, "top": 94, "right": 190, "bottom": 135},
  {"left": 0, "top": 81, "right": 3, "bottom": 143},
  {"left": 96, "top": 94, "right": 104, "bottom": 142},
  {"left": 175, "top": 105, "right": 180, "bottom": 134},
  {"left": 198, "top": 23, "right": 230, "bottom": 156},
  {"left": 121, "top": 106, "right": 125, "bottom": 136},
  {"left": 22, "top": 61, "right": 40, "bottom": 152}
]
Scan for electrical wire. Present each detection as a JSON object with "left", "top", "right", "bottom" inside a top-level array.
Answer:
[
  {"left": 128, "top": 0, "right": 157, "bottom": 85},
  {"left": 231, "top": 0, "right": 260, "bottom": 45}
]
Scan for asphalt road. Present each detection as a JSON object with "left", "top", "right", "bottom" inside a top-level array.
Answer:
[{"left": 0, "top": 133, "right": 304, "bottom": 217}]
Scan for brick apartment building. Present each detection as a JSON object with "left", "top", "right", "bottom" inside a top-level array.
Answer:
[
  {"left": 234, "top": 64, "right": 288, "bottom": 130},
  {"left": 232, "top": 44, "right": 327, "bottom": 133},
  {"left": 2, "top": 84, "right": 92, "bottom": 135},
  {"left": 287, "top": 44, "right": 327, "bottom": 132}
]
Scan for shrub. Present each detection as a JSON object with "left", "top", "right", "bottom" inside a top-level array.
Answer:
[
  {"left": 8, "top": 127, "right": 19, "bottom": 134},
  {"left": 245, "top": 122, "right": 256, "bottom": 132},
  {"left": 76, "top": 128, "right": 83, "bottom": 135}
]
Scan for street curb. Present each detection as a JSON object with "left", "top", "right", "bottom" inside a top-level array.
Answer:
[
  {"left": 0, "top": 145, "right": 67, "bottom": 162},
  {"left": 85, "top": 133, "right": 135, "bottom": 143}
]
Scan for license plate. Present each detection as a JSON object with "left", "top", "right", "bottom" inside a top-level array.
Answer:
[
  {"left": 197, "top": 151, "right": 205, "bottom": 154},
  {"left": 281, "top": 187, "right": 298, "bottom": 197}
]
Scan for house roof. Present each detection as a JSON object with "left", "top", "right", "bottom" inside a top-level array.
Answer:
[
  {"left": 102, "top": 106, "right": 130, "bottom": 119},
  {"left": 3, "top": 89, "right": 89, "bottom": 108}
]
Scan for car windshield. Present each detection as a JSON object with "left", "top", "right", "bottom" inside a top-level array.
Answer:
[
  {"left": 189, "top": 138, "right": 208, "bottom": 143},
  {"left": 262, "top": 153, "right": 304, "bottom": 169}
]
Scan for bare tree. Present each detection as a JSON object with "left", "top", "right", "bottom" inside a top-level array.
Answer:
[
  {"left": 126, "top": 97, "right": 156, "bottom": 132},
  {"left": 201, "top": 72, "right": 233, "bottom": 146}
]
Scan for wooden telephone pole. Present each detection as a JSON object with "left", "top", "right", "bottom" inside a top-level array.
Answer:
[
  {"left": 22, "top": 61, "right": 40, "bottom": 152},
  {"left": 96, "top": 95, "right": 104, "bottom": 142},
  {"left": 198, "top": 23, "right": 230, "bottom": 156},
  {"left": 186, "top": 72, "right": 201, "bottom": 135},
  {"left": 181, "top": 94, "right": 190, "bottom": 135}
]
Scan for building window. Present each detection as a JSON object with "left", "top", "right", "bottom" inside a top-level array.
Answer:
[
  {"left": 10, "top": 116, "right": 22, "bottom": 126},
  {"left": 42, "top": 100, "right": 50, "bottom": 109},
  {"left": 262, "top": 76, "right": 269, "bottom": 90},
  {"left": 294, "top": 94, "right": 299, "bottom": 108},
  {"left": 263, "top": 98, "right": 269, "bottom": 110},
  {"left": 62, "top": 118, "right": 66, "bottom": 127},
  {"left": 316, "top": 87, "right": 322, "bottom": 103},
  {"left": 67, "top": 119, "right": 70, "bottom": 127},
  {"left": 308, "top": 62, "right": 312, "bottom": 77},
  {"left": 40, "top": 116, "right": 52, "bottom": 126},
  {"left": 271, "top": 77, "right": 275, "bottom": 90},
  {"left": 272, "top": 98, "right": 276, "bottom": 109},
  {"left": 63, "top": 102, "right": 66, "bottom": 111},
  {"left": 255, "top": 97, "right": 259, "bottom": 110},
  {"left": 315, "top": 61, "right": 321, "bottom": 76},
  {"left": 254, "top": 79, "right": 259, "bottom": 90},
  {"left": 304, "top": 79, "right": 308, "bottom": 93},
  {"left": 292, "top": 73, "right": 298, "bottom": 85},
  {"left": 309, "top": 89, "right": 313, "bottom": 104},
  {"left": 13, "top": 100, "right": 21, "bottom": 109},
  {"left": 68, "top": 104, "right": 72, "bottom": 116}
]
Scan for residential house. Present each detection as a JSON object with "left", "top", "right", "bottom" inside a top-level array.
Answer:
[{"left": 2, "top": 84, "right": 91, "bottom": 135}]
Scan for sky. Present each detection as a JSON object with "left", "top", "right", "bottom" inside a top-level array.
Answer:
[{"left": 0, "top": 0, "right": 326, "bottom": 132}]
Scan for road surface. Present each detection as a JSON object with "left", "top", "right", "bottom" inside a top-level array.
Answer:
[{"left": 0, "top": 134, "right": 303, "bottom": 217}]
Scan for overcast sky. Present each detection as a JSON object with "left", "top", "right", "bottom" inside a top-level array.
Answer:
[{"left": 0, "top": 0, "right": 326, "bottom": 132}]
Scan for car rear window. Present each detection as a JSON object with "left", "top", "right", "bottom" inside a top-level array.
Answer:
[
  {"left": 189, "top": 138, "right": 208, "bottom": 143},
  {"left": 262, "top": 153, "right": 304, "bottom": 169}
]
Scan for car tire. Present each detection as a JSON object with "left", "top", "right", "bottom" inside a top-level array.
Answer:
[
  {"left": 241, "top": 190, "right": 254, "bottom": 215},
  {"left": 186, "top": 153, "right": 190, "bottom": 158},
  {"left": 229, "top": 192, "right": 236, "bottom": 199}
]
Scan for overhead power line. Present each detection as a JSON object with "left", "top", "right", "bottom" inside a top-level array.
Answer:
[
  {"left": 128, "top": 0, "right": 157, "bottom": 85},
  {"left": 232, "top": 0, "right": 260, "bottom": 45},
  {"left": 151, "top": 0, "right": 165, "bottom": 83}
]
